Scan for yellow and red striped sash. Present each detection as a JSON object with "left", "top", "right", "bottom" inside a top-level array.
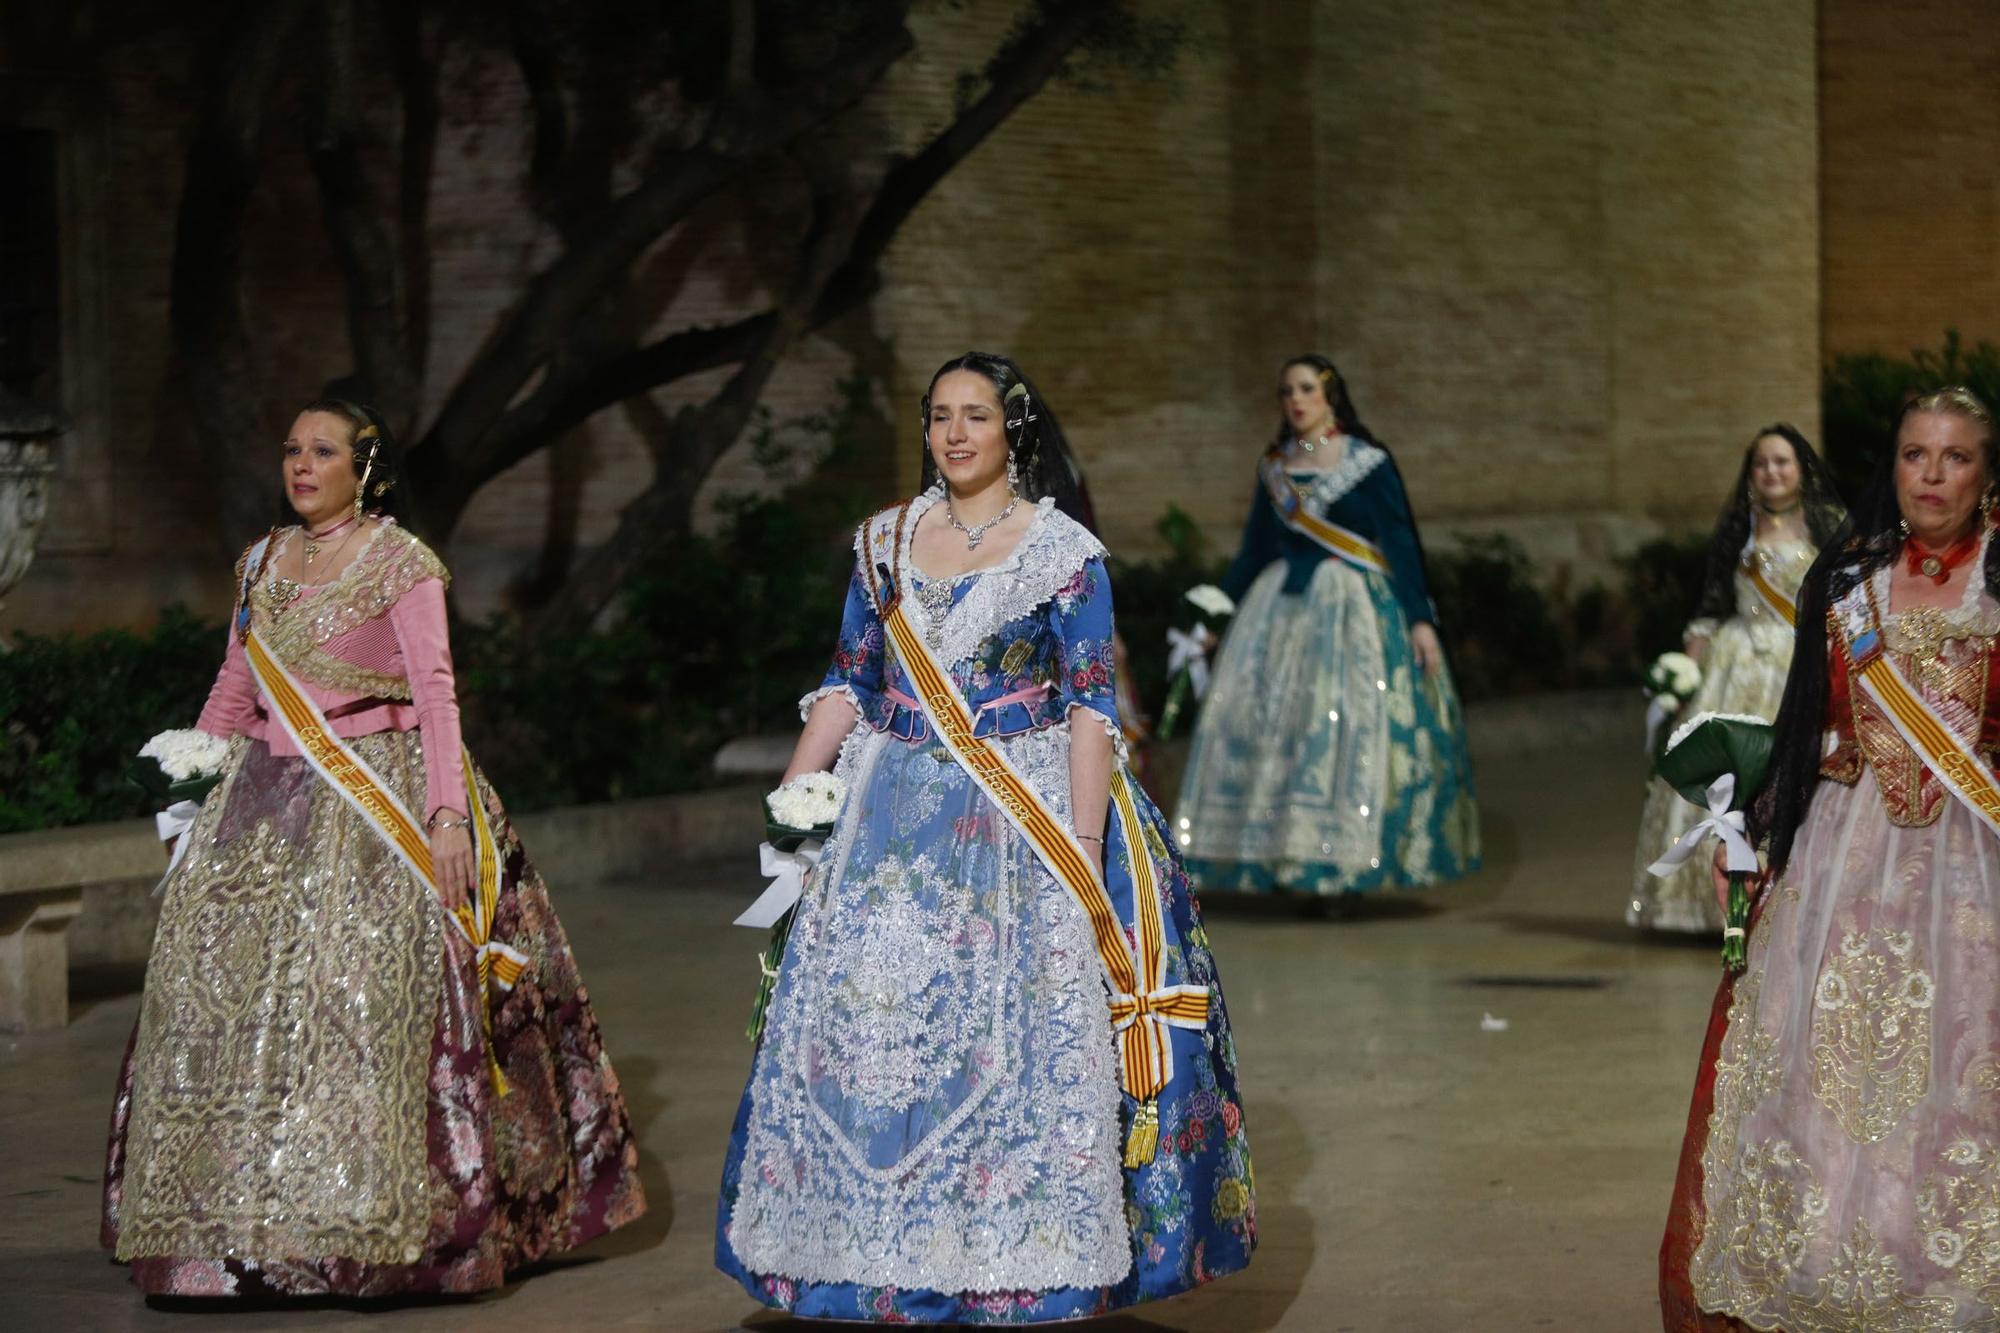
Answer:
[
  {"left": 878, "top": 589, "right": 1209, "bottom": 1161},
  {"left": 244, "top": 628, "right": 526, "bottom": 1090},
  {"left": 1262, "top": 457, "right": 1391, "bottom": 575},
  {"left": 1852, "top": 651, "right": 2000, "bottom": 842},
  {"left": 1744, "top": 558, "right": 1798, "bottom": 627}
]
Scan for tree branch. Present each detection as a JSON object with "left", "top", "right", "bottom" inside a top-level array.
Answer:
[
  {"left": 523, "top": 186, "right": 869, "bottom": 641},
  {"left": 388, "top": 0, "right": 438, "bottom": 399},
  {"left": 407, "top": 11, "right": 913, "bottom": 523},
  {"left": 455, "top": 0, "right": 1114, "bottom": 489},
  {"left": 304, "top": 0, "right": 418, "bottom": 424},
  {"left": 169, "top": 0, "right": 311, "bottom": 353}
]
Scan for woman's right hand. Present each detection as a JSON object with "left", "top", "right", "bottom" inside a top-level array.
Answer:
[{"left": 1684, "top": 634, "right": 1711, "bottom": 665}]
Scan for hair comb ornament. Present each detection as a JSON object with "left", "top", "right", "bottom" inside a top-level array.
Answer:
[{"left": 1003, "top": 380, "right": 1037, "bottom": 434}]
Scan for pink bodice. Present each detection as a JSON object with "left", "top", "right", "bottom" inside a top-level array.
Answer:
[{"left": 196, "top": 521, "right": 466, "bottom": 821}]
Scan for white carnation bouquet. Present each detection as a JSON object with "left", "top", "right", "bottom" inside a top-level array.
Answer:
[
  {"left": 746, "top": 770, "right": 849, "bottom": 1042},
  {"left": 1158, "top": 584, "right": 1237, "bottom": 742},
  {"left": 1642, "top": 650, "right": 1704, "bottom": 755},
  {"left": 129, "top": 729, "right": 232, "bottom": 804},
  {"left": 765, "top": 771, "right": 845, "bottom": 843}
]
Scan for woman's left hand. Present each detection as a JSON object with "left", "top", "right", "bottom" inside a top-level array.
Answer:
[
  {"left": 1411, "top": 622, "right": 1443, "bottom": 678},
  {"left": 430, "top": 814, "right": 475, "bottom": 913}
]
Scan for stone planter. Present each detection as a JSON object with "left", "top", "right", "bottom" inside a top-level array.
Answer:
[{"left": 0, "top": 385, "right": 65, "bottom": 626}]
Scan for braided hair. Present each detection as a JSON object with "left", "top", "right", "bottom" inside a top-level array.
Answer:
[
  {"left": 1756, "top": 387, "right": 2000, "bottom": 876},
  {"left": 1689, "top": 424, "right": 1846, "bottom": 627},
  {"left": 918, "top": 352, "right": 1087, "bottom": 522}
]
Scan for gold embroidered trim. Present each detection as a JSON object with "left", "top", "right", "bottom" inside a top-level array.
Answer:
[
  {"left": 117, "top": 730, "right": 441, "bottom": 1264},
  {"left": 1808, "top": 930, "right": 1934, "bottom": 1143},
  {"left": 246, "top": 523, "right": 448, "bottom": 699}
]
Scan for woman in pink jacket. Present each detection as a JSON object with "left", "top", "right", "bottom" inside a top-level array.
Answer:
[{"left": 99, "top": 399, "right": 645, "bottom": 1297}]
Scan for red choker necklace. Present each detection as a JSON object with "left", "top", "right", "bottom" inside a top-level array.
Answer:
[{"left": 1904, "top": 531, "right": 1981, "bottom": 585}]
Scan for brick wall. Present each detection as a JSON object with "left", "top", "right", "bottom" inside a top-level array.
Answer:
[
  {"left": 6, "top": 0, "right": 1821, "bottom": 637},
  {"left": 1821, "top": 0, "right": 2000, "bottom": 360}
]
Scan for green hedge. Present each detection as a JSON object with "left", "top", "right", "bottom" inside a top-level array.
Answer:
[
  {"left": 0, "top": 528, "right": 1709, "bottom": 834},
  {"left": 0, "top": 606, "right": 224, "bottom": 832},
  {"left": 4, "top": 377, "right": 1725, "bottom": 831}
]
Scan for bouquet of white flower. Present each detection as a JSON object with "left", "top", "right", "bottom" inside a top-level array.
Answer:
[
  {"left": 745, "top": 771, "right": 849, "bottom": 1041},
  {"left": 765, "top": 770, "right": 844, "bottom": 847},
  {"left": 1642, "top": 650, "right": 1704, "bottom": 755},
  {"left": 1649, "top": 711, "right": 1774, "bottom": 971},
  {"left": 1157, "top": 584, "right": 1237, "bottom": 742},
  {"left": 128, "top": 729, "right": 232, "bottom": 805}
]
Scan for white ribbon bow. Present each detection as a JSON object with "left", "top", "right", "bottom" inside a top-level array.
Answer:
[
  {"left": 153, "top": 799, "right": 201, "bottom": 896},
  {"left": 1643, "top": 694, "right": 1677, "bottom": 756},
  {"left": 1648, "top": 773, "right": 1760, "bottom": 877},
  {"left": 1165, "top": 627, "right": 1211, "bottom": 699},
  {"left": 736, "top": 840, "right": 824, "bottom": 929}
]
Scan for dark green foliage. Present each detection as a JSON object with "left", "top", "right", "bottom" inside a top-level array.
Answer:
[
  {"left": 457, "top": 377, "right": 884, "bottom": 812},
  {"left": 1822, "top": 330, "right": 2000, "bottom": 499},
  {"left": 1426, "top": 535, "right": 1568, "bottom": 698},
  {"left": 1104, "top": 504, "right": 1227, "bottom": 717},
  {"left": 1620, "top": 536, "right": 1712, "bottom": 664},
  {"left": 0, "top": 606, "right": 223, "bottom": 832}
]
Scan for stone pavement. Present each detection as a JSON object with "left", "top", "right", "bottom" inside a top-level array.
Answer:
[{"left": 0, "top": 730, "right": 1722, "bottom": 1331}]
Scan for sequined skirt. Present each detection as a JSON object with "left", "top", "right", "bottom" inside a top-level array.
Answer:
[
  {"left": 99, "top": 733, "right": 645, "bottom": 1296},
  {"left": 1176, "top": 557, "right": 1481, "bottom": 895}
]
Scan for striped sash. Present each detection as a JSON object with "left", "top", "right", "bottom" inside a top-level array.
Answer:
[
  {"left": 1837, "top": 586, "right": 2000, "bottom": 843},
  {"left": 1261, "top": 455, "right": 1391, "bottom": 575},
  {"left": 875, "top": 568, "right": 1208, "bottom": 1162},
  {"left": 243, "top": 628, "right": 527, "bottom": 1089},
  {"left": 1744, "top": 557, "right": 1798, "bottom": 626}
]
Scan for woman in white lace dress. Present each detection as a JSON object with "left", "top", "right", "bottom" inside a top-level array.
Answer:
[
  {"left": 1662, "top": 388, "right": 2000, "bottom": 1330},
  {"left": 1630, "top": 425, "right": 1844, "bottom": 932},
  {"left": 714, "top": 353, "right": 1254, "bottom": 1323}
]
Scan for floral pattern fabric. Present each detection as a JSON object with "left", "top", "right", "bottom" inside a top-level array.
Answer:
[{"left": 717, "top": 496, "right": 1255, "bottom": 1322}]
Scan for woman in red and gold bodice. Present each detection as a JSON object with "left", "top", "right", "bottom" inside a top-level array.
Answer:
[
  {"left": 1663, "top": 387, "right": 2000, "bottom": 1329},
  {"left": 100, "top": 399, "right": 645, "bottom": 1298}
]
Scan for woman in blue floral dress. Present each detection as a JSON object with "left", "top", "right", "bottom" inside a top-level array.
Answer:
[
  {"left": 715, "top": 353, "right": 1256, "bottom": 1323},
  {"left": 1175, "top": 354, "right": 1480, "bottom": 898}
]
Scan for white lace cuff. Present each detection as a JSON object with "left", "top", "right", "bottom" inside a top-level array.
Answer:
[
  {"left": 798, "top": 683, "right": 865, "bottom": 723},
  {"left": 1067, "top": 702, "right": 1131, "bottom": 766},
  {"left": 1683, "top": 618, "right": 1720, "bottom": 645}
]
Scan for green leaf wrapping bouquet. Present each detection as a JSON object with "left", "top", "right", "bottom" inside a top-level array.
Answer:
[{"left": 1648, "top": 711, "right": 1774, "bottom": 971}]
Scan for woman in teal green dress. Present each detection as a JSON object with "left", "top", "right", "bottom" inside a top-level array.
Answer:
[{"left": 1174, "top": 355, "right": 1480, "bottom": 896}]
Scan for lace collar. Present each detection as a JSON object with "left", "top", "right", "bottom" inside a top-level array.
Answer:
[
  {"left": 250, "top": 519, "right": 449, "bottom": 651},
  {"left": 1290, "top": 440, "right": 1388, "bottom": 509},
  {"left": 886, "top": 490, "right": 1106, "bottom": 669}
]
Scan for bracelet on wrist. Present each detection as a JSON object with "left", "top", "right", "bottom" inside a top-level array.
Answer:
[
  {"left": 1076, "top": 832, "right": 1105, "bottom": 846},
  {"left": 427, "top": 813, "right": 469, "bottom": 832}
]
